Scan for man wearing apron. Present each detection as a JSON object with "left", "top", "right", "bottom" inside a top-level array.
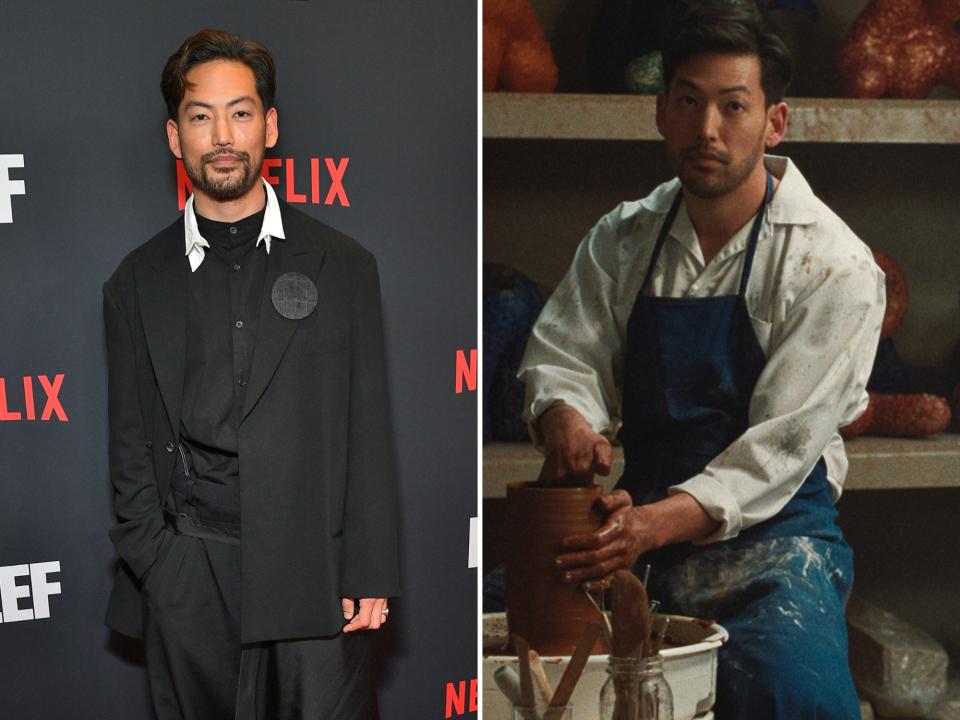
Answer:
[
  {"left": 519, "top": 6, "right": 884, "bottom": 718},
  {"left": 103, "top": 30, "right": 397, "bottom": 719}
]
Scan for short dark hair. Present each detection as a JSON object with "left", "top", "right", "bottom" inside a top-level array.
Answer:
[
  {"left": 661, "top": 2, "right": 792, "bottom": 106},
  {"left": 161, "top": 29, "right": 277, "bottom": 120}
]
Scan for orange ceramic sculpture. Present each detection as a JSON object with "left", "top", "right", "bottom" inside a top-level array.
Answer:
[
  {"left": 837, "top": 0, "right": 960, "bottom": 98},
  {"left": 483, "top": 0, "right": 559, "bottom": 92}
]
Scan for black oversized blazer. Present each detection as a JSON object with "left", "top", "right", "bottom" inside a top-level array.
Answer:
[{"left": 102, "top": 200, "right": 400, "bottom": 643}]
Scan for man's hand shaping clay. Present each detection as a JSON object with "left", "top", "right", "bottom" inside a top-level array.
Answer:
[
  {"left": 556, "top": 491, "right": 721, "bottom": 591},
  {"left": 554, "top": 490, "right": 657, "bottom": 590},
  {"left": 536, "top": 404, "right": 613, "bottom": 486}
]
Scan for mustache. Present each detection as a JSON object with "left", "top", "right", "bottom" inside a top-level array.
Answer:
[
  {"left": 681, "top": 146, "right": 729, "bottom": 163},
  {"left": 201, "top": 149, "right": 251, "bottom": 164}
]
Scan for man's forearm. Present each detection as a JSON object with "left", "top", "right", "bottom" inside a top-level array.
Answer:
[{"left": 638, "top": 492, "right": 722, "bottom": 549}]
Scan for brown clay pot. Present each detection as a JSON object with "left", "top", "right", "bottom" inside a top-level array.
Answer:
[{"left": 505, "top": 481, "right": 609, "bottom": 656}]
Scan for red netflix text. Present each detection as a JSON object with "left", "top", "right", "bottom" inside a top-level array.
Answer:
[
  {"left": 444, "top": 678, "right": 478, "bottom": 718},
  {"left": 455, "top": 349, "right": 477, "bottom": 394},
  {"left": 0, "top": 374, "right": 68, "bottom": 421},
  {"left": 176, "top": 157, "right": 351, "bottom": 210}
]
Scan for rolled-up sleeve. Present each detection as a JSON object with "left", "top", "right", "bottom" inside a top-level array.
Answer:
[
  {"left": 518, "top": 210, "right": 625, "bottom": 441},
  {"left": 668, "top": 239, "right": 886, "bottom": 542}
]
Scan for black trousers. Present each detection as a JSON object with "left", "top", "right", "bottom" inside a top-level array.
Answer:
[{"left": 142, "top": 515, "right": 374, "bottom": 720}]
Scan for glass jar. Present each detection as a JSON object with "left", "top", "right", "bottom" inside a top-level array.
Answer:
[{"left": 599, "top": 655, "right": 674, "bottom": 720}]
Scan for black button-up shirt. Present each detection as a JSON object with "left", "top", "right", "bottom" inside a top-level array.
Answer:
[{"left": 178, "top": 206, "right": 268, "bottom": 519}]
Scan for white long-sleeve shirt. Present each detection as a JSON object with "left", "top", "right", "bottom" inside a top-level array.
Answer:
[{"left": 518, "top": 155, "right": 886, "bottom": 543}]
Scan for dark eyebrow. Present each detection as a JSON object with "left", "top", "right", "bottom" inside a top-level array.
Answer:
[
  {"left": 674, "top": 79, "right": 752, "bottom": 95},
  {"left": 183, "top": 96, "right": 257, "bottom": 111},
  {"left": 674, "top": 79, "right": 701, "bottom": 93}
]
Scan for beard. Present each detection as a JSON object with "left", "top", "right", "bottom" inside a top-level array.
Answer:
[
  {"left": 183, "top": 147, "right": 262, "bottom": 202},
  {"left": 669, "top": 130, "right": 766, "bottom": 200}
]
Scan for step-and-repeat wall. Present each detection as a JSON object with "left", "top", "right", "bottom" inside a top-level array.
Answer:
[{"left": 0, "top": 2, "right": 477, "bottom": 717}]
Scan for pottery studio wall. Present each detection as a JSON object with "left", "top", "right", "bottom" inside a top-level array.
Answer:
[
  {"left": 483, "top": 0, "right": 960, "bottom": 665},
  {"left": 0, "top": 2, "right": 477, "bottom": 718}
]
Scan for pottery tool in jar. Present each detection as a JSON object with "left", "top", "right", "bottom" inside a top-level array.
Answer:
[
  {"left": 612, "top": 570, "right": 652, "bottom": 657},
  {"left": 608, "top": 570, "right": 652, "bottom": 720},
  {"left": 513, "top": 633, "right": 537, "bottom": 711},
  {"left": 493, "top": 665, "right": 523, "bottom": 706},
  {"left": 544, "top": 621, "right": 604, "bottom": 720},
  {"left": 528, "top": 650, "right": 554, "bottom": 707},
  {"left": 507, "top": 623, "right": 602, "bottom": 720}
]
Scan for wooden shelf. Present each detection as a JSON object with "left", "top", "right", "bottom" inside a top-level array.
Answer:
[
  {"left": 483, "top": 93, "right": 960, "bottom": 144},
  {"left": 482, "top": 435, "right": 960, "bottom": 498}
]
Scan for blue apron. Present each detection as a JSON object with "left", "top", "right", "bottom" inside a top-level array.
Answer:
[{"left": 619, "top": 173, "right": 860, "bottom": 719}]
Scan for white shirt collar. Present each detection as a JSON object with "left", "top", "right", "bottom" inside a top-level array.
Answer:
[
  {"left": 667, "top": 200, "right": 757, "bottom": 267},
  {"left": 637, "top": 155, "right": 819, "bottom": 226},
  {"left": 183, "top": 178, "right": 286, "bottom": 272}
]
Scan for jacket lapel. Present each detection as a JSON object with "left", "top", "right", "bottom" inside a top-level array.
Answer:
[
  {"left": 241, "top": 213, "right": 325, "bottom": 423},
  {"left": 135, "top": 221, "right": 186, "bottom": 438}
]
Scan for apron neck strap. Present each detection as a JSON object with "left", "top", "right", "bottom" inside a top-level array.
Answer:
[{"left": 640, "top": 188, "right": 684, "bottom": 292}]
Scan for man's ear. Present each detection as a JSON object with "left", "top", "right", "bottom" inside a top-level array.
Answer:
[
  {"left": 765, "top": 102, "right": 788, "bottom": 148},
  {"left": 166, "top": 118, "right": 182, "bottom": 159},
  {"left": 655, "top": 92, "right": 667, "bottom": 138},
  {"left": 265, "top": 107, "right": 279, "bottom": 149}
]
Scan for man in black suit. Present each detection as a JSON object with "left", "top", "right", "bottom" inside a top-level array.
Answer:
[{"left": 103, "top": 29, "right": 399, "bottom": 719}]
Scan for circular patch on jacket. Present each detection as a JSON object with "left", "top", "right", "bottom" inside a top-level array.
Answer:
[{"left": 271, "top": 272, "right": 318, "bottom": 320}]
